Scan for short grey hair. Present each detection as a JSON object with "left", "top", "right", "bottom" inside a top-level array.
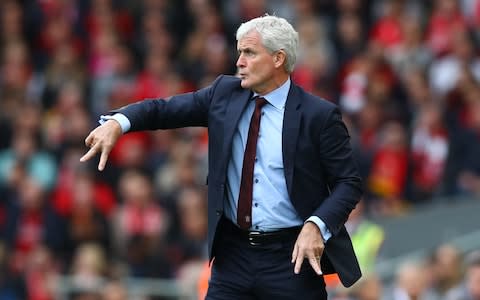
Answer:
[{"left": 236, "top": 15, "right": 299, "bottom": 73}]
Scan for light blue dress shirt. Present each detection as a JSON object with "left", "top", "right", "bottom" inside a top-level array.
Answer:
[{"left": 103, "top": 78, "right": 331, "bottom": 241}]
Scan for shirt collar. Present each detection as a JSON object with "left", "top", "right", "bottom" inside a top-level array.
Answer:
[{"left": 253, "top": 78, "right": 290, "bottom": 110}]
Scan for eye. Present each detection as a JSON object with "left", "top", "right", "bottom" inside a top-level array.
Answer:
[{"left": 240, "top": 49, "right": 255, "bottom": 57}]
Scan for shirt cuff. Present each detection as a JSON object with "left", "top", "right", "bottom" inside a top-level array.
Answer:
[
  {"left": 99, "top": 113, "right": 131, "bottom": 133},
  {"left": 306, "top": 216, "right": 332, "bottom": 242}
]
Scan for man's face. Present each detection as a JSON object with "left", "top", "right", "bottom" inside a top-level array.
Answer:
[
  {"left": 467, "top": 265, "right": 480, "bottom": 299},
  {"left": 236, "top": 30, "right": 278, "bottom": 94}
]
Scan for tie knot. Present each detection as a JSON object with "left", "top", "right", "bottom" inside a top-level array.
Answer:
[{"left": 255, "top": 97, "right": 268, "bottom": 109}]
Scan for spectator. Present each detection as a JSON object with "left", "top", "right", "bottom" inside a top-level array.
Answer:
[
  {"left": 346, "top": 201, "right": 385, "bottom": 275},
  {"left": 428, "top": 244, "right": 464, "bottom": 298},
  {"left": 367, "top": 121, "right": 409, "bottom": 215},
  {"left": 2, "top": 176, "right": 65, "bottom": 272},
  {"left": 410, "top": 102, "right": 449, "bottom": 201},
  {"left": 170, "top": 186, "right": 208, "bottom": 266},
  {"left": 1, "top": 1, "right": 480, "bottom": 298},
  {"left": 384, "top": 260, "right": 435, "bottom": 300},
  {"left": 0, "top": 130, "right": 57, "bottom": 190},
  {"left": 69, "top": 243, "right": 108, "bottom": 295},
  {"left": 62, "top": 168, "right": 112, "bottom": 264},
  {"left": 101, "top": 280, "right": 128, "bottom": 300},
  {"left": 446, "top": 250, "right": 480, "bottom": 300},
  {"left": 426, "top": 0, "right": 468, "bottom": 58},
  {"left": 112, "top": 169, "right": 172, "bottom": 278}
]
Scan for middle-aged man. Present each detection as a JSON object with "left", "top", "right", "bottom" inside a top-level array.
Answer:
[{"left": 81, "top": 15, "right": 363, "bottom": 299}]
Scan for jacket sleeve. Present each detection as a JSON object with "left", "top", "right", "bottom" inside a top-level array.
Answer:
[
  {"left": 111, "top": 75, "right": 224, "bottom": 131},
  {"left": 313, "top": 107, "right": 363, "bottom": 236}
]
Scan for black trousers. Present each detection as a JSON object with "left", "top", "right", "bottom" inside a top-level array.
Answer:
[{"left": 206, "top": 219, "right": 327, "bottom": 300}]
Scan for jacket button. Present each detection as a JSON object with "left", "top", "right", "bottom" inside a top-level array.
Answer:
[{"left": 216, "top": 210, "right": 221, "bottom": 216}]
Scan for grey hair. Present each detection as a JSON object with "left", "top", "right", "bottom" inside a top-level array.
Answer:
[{"left": 236, "top": 15, "right": 299, "bottom": 73}]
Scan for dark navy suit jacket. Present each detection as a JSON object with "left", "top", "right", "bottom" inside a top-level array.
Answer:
[{"left": 114, "top": 75, "right": 363, "bottom": 287}]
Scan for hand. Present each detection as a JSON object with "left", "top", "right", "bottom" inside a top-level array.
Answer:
[
  {"left": 291, "top": 221, "right": 325, "bottom": 275},
  {"left": 80, "top": 119, "right": 122, "bottom": 171}
]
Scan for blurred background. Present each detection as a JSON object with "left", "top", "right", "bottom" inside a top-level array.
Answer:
[{"left": 0, "top": 0, "right": 480, "bottom": 299}]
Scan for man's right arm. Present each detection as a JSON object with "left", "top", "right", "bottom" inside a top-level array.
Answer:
[{"left": 80, "top": 74, "right": 226, "bottom": 170}]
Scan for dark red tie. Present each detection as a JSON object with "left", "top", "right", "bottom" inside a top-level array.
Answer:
[{"left": 237, "top": 97, "right": 268, "bottom": 229}]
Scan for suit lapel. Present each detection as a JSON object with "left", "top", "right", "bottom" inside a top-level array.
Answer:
[
  {"left": 222, "top": 88, "right": 252, "bottom": 160},
  {"left": 282, "top": 83, "right": 302, "bottom": 196}
]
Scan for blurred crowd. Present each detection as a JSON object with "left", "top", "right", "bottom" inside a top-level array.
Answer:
[{"left": 1, "top": 0, "right": 480, "bottom": 299}]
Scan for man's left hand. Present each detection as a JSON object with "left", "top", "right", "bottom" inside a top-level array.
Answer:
[{"left": 291, "top": 221, "right": 325, "bottom": 275}]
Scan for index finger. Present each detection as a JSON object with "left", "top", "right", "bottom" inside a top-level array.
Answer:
[
  {"left": 294, "top": 249, "right": 305, "bottom": 274},
  {"left": 80, "top": 144, "right": 100, "bottom": 163}
]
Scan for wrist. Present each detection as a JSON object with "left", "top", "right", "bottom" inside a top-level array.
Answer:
[{"left": 105, "top": 119, "right": 123, "bottom": 137}]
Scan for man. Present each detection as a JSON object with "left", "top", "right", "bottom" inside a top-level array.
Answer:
[
  {"left": 81, "top": 15, "right": 362, "bottom": 299},
  {"left": 446, "top": 251, "right": 480, "bottom": 300}
]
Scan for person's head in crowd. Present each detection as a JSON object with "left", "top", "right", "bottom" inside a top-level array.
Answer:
[
  {"left": 177, "top": 186, "right": 208, "bottom": 241},
  {"left": 203, "top": 35, "right": 232, "bottom": 76},
  {"left": 118, "top": 169, "right": 154, "bottom": 207},
  {"left": 465, "top": 251, "right": 480, "bottom": 300},
  {"left": 395, "top": 260, "right": 430, "bottom": 300},
  {"left": 415, "top": 101, "right": 445, "bottom": 131},
  {"left": 110, "top": 44, "right": 134, "bottom": 76},
  {"left": 431, "top": 244, "right": 463, "bottom": 294},
  {"left": 450, "top": 30, "right": 476, "bottom": 62},
  {"left": 402, "top": 67, "right": 431, "bottom": 108},
  {"left": 101, "top": 280, "right": 128, "bottom": 300},
  {"left": 71, "top": 243, "right": 108, "bottom": 287},
  {"left": 6, "top": 128, "right": 57, "bottom": 189},
  {"left": 71, "top": 168, "right": 96, "bottom": 211},
  {"left": 351, "top": 274, "right": 383, "bottom": 300},
  {"left": 434, "top": 0, "right": 461, "bottom": 17},
  {"left": 1, "top": 41, "right": 31, "bottom": 93},
  {"left": 17, "top": 176, "right": 45, "bottom": 212},
  {"left": 116, "top": 169, "right": 169, "bottom": 248},
  {"left": 0, "top": 0, "right": 23, "bottom": 43},
  {"left": 336, "top": 12, "right": 365, "bottom": 49},
  {"left": 238, "top": 0, "right": 267, "bottom": 21},
  {"left": 10, "top": 130, "right": 38, "bottom": 162},
  {"left": 109, "top": 132, "right": 150, "bottom": 169},
  {"left": 379, "top": 121, "right": 407, "bottom": 150},
  {"left": 337, "top": 0, "right": 363, "bottom": 14},
  {"left": 14, "top": 102, "right": 41, "bottom": 135},
  {"left": 144, "top": 50, "right": 170, "bottom": 79}
]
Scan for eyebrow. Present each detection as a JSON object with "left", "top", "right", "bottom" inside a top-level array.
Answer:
[{"left": 238, "top": 47, "right": 255, "bottom": 54}]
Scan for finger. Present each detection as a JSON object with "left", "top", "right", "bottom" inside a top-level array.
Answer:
[
  {"left": 294, "top": 249, "right": 305, "bottom": 274},
  {"left": 291, "top": 243, "right": 298, "bottom": 263},
  {"left": 97, "top": 147, "right": 111, "bottom": 171},
  {"left": 80, "top": 144, "right": 100, "bottom": 162},
  {"left": 308, "top": 256, "right": 322, "bottom": 275},
  {"left": 85, "top": 133, "right": 94, "bottom": 147}
]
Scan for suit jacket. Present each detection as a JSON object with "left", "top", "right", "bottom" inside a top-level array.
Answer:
[{"left": 114, "top": 75, "right": 363, "bottom": 287}]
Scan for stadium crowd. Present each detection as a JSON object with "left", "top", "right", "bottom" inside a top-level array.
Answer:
[{"left": 0, "top": 0, "right": 480, "bottom": 299}]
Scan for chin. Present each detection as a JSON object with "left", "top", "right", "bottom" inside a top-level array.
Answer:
[{"left": 240, "top": 79, "right": 251, "bottom": 89}]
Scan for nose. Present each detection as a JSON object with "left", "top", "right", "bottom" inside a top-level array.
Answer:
[{"left": 236, "top": 54, "right": 245, "bottom": 68}]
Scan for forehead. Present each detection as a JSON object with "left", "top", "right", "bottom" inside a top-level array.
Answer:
[{"left": 237, "top": 30, "right": 264, "bottom": 50}]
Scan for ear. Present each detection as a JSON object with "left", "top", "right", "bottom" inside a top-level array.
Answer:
[{"left": 273, "top": 50, "right": 286, "bottom": 69}]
